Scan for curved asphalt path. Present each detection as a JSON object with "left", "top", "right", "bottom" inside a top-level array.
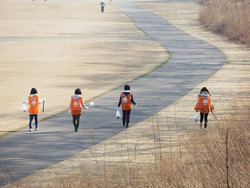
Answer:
[{"left": 0, "top": 0, "right": 227, "bottom": 185}]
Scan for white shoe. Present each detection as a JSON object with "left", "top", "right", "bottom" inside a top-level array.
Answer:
[
  {"left": 36, "top": 127, "right": 39, "bottom": 131},
  {"left": 29, "top": 128, "right": 33, "bottom": 132}
]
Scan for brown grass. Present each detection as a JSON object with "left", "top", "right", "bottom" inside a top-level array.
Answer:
[
  {"left": 199, "top": 0, "right": 250, "bottom": 45},
  {"left": 0, "top": 1, "right": 169, "bottom": 136},
  {"left": 4, "top": 93, "right": 250, "bottom": 188},
  {"left": 2, "top": 1, "right": 250, "bottom": 187}
]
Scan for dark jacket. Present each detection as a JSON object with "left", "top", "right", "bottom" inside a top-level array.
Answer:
[{"left": 117, "top": 91, "right": 136, "bottom": 108}]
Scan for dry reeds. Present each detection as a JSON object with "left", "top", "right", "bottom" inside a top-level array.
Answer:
[
  {"left": 4, "top": 91, "right": 249, "bottom": 188},
  {"left": 199, "top": 0, "right": 250, "bottom": 45},
  {"left": 60, "top": 94, "right": 250, "bottom": 187}
]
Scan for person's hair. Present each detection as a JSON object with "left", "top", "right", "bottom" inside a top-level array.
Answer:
[
  {"left": 200, "top": 87, "right": 211, "bottom": 96},
  {"left": 30, "top": 88, "right": 38, "bottom": 95},
  {"left": 124, "top": 85, "right": 130, "bottom": 91},
  {"left": 75, "top": 88, "right": 82, "bottom": 95}
]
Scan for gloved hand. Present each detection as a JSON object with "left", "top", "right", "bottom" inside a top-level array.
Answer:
[{"left": 86, "top": 106, "right": 89, "bottom": 110}]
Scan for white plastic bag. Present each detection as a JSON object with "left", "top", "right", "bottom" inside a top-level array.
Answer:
[
  {"left": 21, "top": 104, "right": 27, "bottom": 112},
  {"left": 89, "top": 101, "right": 94, "bottom": 107},
  {"left": 194, "top": 113, "right": 199, "bottom": 122},
  {"left": 116, "top": 110, "right": 121, "bottom": 119}
]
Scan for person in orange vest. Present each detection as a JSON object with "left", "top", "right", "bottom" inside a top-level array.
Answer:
[
  {"left": 69, "top": 88, "right": 88, "bottom": 132},
  {"left": 23, "top": 88, "right": 45, "bottom": 132},
  {"left": 194, "top": 87, "right": 215, "bottom": 129},
  {"left": 117, "top": 85, "right": 136, "bottom": 128}
]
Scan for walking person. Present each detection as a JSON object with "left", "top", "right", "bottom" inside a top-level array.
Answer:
[
  {"left": 117, "top": 85, "right": 136, "bottom": 128},
  {"left": 69, "top": 88, "right": 88, "bottom": 132},
  {"left": 194, "top": 87, "right": 215, "bottom": 129},
  {"left": 23, "top": 88, "right": 45, "bottom": 132},
  {"left": 100, "top": 1, "right": 105, "bottom": 13}
]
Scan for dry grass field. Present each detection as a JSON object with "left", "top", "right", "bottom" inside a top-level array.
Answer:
[
  {"left": 0, "top": 1, "right": 168, "bottom": 136},
  {"left": 2, "top": 0, "right": 250, "bottom": 187},
  {"left": 199, "top": 0, "right": 250, "bottom": 45}
]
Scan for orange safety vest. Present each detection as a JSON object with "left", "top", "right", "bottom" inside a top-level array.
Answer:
[
  {"left": 70, "top": 96, "right": 83, "bottom": 115},
  {"left": 28, "top": 95, "right": 40, "bottom": 114},
  {"left": 194, "top": 95, "right": 214, "bottom": 113},
  {"left": 121, "top": 93, "right": 132, "bottom": 111}
]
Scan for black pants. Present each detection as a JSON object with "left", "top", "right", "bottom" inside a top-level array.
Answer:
[
  {"left": 72, "top": 114, "right": 81, "bottom": 131},
  {"left": 200, "top": 113, "right": 208, "bottom": 124},
  {"left": 122, "top": 110, "right": 131, "bottom": 127}
]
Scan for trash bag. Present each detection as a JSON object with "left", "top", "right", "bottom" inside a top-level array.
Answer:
[
  {"left": 89, "top": 101, "right": 94, "bottom": 107},
  {"left": 194, "top": 113, "right": 199, "bottom": 122},
  {"left": 116, "top": 110, "right": 121, "bottom": 119},
  {"left": 21, "top": 104, "right": 27, "bottom": 112}
]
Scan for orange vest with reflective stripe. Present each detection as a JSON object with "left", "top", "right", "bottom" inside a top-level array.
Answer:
[
  {"left": 28, "top": 95, "right": 40, "bottom": 114},
  {"left": 121, "top": 93, "right": 132, "bottom": 111},
  {"left": 70, "top": 96, "right": 82, "bottom": 115}
]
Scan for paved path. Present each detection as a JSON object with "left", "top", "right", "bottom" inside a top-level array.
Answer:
[{"left": 0, "top": 0, "right": 227, "bottom": 185}]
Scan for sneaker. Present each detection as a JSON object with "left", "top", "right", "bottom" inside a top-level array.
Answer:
[
  {"left": 204, "top": 123, "right": 207, "bottom": 129},
  {"left": 36, "top": 127, "right": 39, "bottom": 131},
  {"left": 29, "top": 128, "right": 33, "bottom": 132},
  {"left": 200, "top": 123, "right": 202, "bottom": 129}
]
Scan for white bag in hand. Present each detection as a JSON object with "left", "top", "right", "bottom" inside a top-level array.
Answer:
[
  {"left": 116, "top": 110, "right": 121, "bottom": 119},
  {"left": 21, "top": 104, "right": 27, "bottom": 112},
  {"left": 194, "top": 113, "right": 199, "bottom": 122},
  {"left": 89, "top": 101, "right": 94, "bottom": 107}
]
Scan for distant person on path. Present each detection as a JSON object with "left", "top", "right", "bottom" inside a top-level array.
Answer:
[
  {"left": 194, "top": 87, "right": 215, "bottom": 129},
  {"left": 117, "top": 85, "right": 136, "bottom": 128},
  {"left": 100, "top": 1, "right": 105, "bottom": 13},
  {"left": 69, "top": 88, "right": 88, "bottom": 132},
  {"left": 23, "top": 88, "right": 45, "bottom": 132}
]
